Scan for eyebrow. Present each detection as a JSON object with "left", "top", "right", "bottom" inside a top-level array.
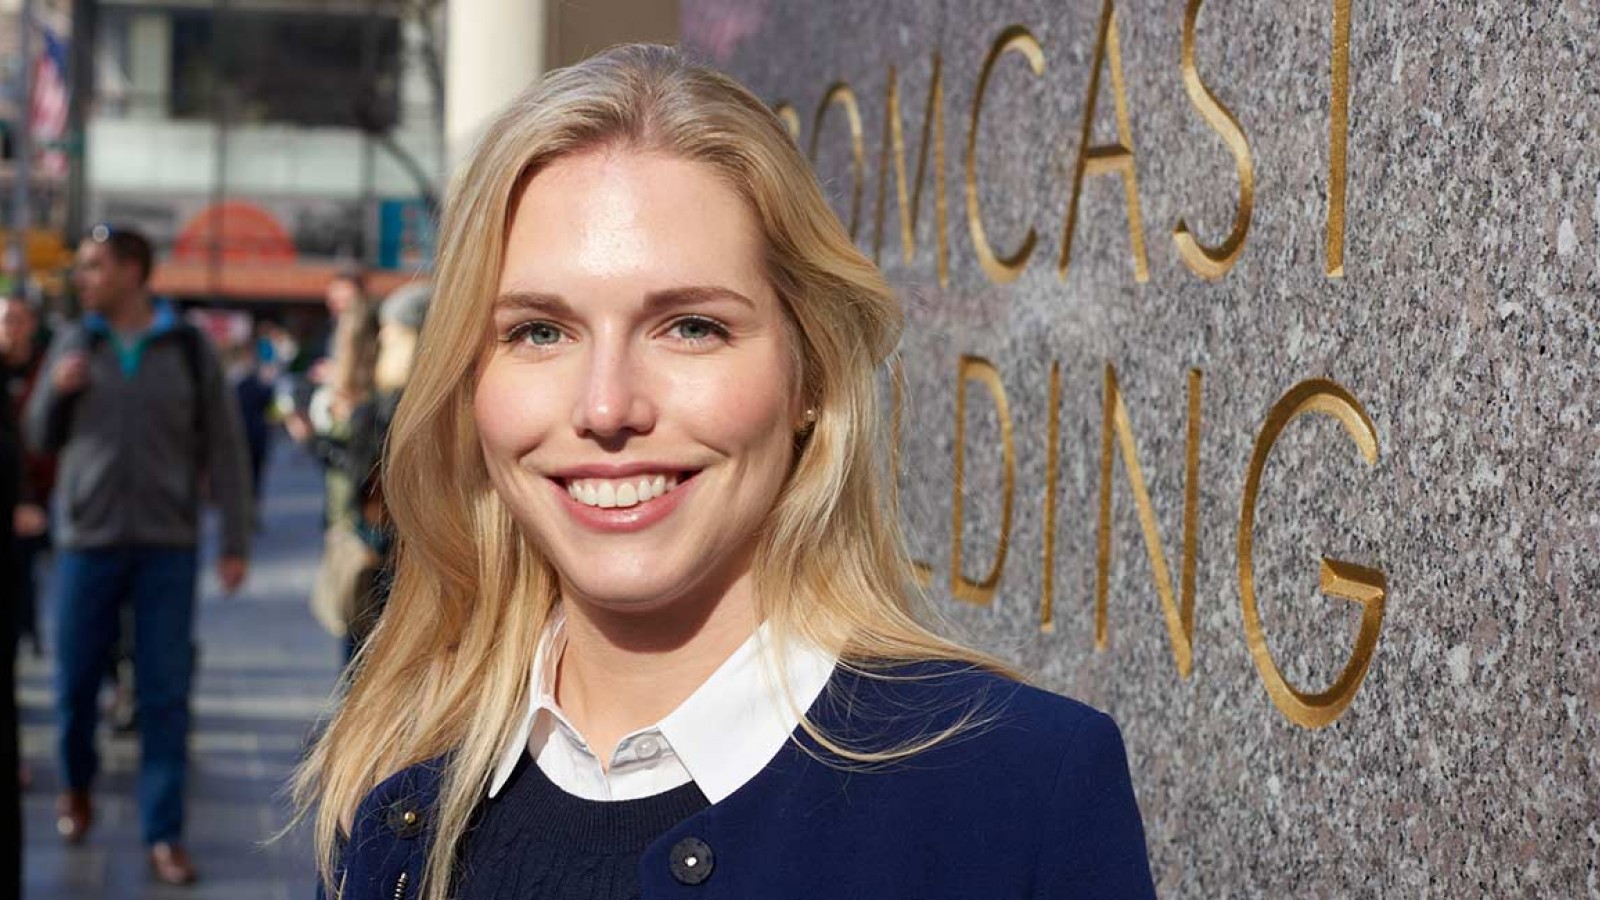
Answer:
[
  {"left": 493, "top": 291, "right": 571, "bottom": 316},
  {"left": 493, "top": 285, "right": 756, "bottom": 316},
  {"left": 644, "top": 285, "right": 756, "bottom": 311}
]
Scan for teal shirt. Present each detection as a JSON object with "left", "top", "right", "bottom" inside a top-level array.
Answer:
[{"left": 96, "top": 303, "right": 181, "bottom": 377}]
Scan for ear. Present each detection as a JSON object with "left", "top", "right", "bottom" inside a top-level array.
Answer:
[
  {"left": 795, "top": 405, "right": 818, "bottom": 435},
  {"left": 789, "top": 376, "right": 817, "bottom": 433}
]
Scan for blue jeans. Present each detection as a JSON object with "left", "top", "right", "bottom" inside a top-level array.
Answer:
[
  {"left": 54, "top": 546, "right": 198, "bottom": 845},
  {"left": 11, "top": 534, "right": 47, "bottom": 656}
]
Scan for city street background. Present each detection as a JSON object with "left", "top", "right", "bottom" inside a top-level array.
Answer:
[{"left": 17, "top": 445, "right": 337, "bottom": 899}]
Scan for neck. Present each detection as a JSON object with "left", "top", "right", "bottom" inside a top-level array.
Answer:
[
  {"left": 554, "top": 573, "right": 761, "bottom": 766},
  {"left": 2, "top": 345, "right": 29, "bottom": 367},
  {"left": 104, "top": 293, "right": 154, "bottom": 335}
]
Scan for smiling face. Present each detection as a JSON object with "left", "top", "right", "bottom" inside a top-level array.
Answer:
[{"left": 475, "top": 149, "right": 804, "bottom": 618}]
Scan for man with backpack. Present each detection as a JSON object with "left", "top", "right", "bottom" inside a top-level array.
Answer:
[{"left": 23, "top": 224, "right": 253, "bottom": 886}]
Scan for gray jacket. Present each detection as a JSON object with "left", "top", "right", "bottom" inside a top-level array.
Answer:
[{"left": 24, "top": 313, "right": 253, "bottom": 557}]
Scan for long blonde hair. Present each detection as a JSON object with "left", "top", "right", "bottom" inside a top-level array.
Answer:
[{"left": 295, "top": 44, "right": 1009, "bottom": 900}]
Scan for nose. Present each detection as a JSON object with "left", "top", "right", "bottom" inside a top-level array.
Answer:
[{"left": 571, "top": 337, "right": 656, "bottom": 441}]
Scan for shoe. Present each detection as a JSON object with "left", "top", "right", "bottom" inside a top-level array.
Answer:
[
  {"left": 148, "top": 842, "right": 198, "bottom": 885},
  {"left": 55, "top": 790, "right": 92, "bottom": 843}
]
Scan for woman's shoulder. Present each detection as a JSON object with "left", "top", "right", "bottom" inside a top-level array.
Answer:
[
  {"left": 765, "top": 658, "right": 1154, "bottom": 896},
  {"left": 815, "top": 657, "right": 1124, "bottom": 763},
  {"left": 869, "top": 663, "right": 1154, "bottom": 896},
  {"left": 335, "top": 755, "right": 450, "bottom": 899},
  {"left": 345, "top": 755, "right": 450, "bottom": 847}
]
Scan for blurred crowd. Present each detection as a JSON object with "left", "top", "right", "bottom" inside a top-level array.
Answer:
[{"left": 0, "top": 224, "right": 428, "bottom": 890}]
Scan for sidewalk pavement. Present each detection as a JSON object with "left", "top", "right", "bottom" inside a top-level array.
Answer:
[{"left": 17, "top": 446, "right": 343, "bottom": 900}]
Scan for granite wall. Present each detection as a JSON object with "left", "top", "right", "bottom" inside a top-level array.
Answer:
[{"left": 683, "top": 0, "right": 1598, "bottom": 895}]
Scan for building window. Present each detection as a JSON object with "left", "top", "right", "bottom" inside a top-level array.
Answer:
[{"left": 169, "top": 8, "right": 401, "bottom": 129}]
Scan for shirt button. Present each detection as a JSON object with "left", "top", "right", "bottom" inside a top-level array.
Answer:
[
  {"left": 669, "top": 836, "right": 715, "bottom": 885},
  {"left": 635, "top": 736, "right": 661, "bottom": 760}
]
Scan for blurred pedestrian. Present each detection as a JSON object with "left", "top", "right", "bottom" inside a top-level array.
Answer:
[
  {"left": 228, "top": 339, "right": 275, "bottom": 520},
  {"left": 0, "top": 295, "right": 55, "bottom": 659},
  {"left": 290, "top": 280, "right": 389, "bottom": 662},
  {"left": 0, "top": 309, "right": 22, "bottom": 900},
  {"left": 338, "top": 281, "right": 429, "bottom": 660},
  {"left": 322, "top": 268, "right": 362, "bottom": 322},
  {"left": 24, "top": 224, "right": 254, "bottom": 886},
  {"left": 284, "top": 273, "right": 378, "bottom": 534},
  {"left": 304, "top": 268, "right": 367, "bottom": 388}
]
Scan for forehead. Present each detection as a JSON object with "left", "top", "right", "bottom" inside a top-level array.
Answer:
[
  {"left": 498, "top": 149, "right": 769, "bottom": 301},
  {"left": 77, "top": 240, "right": 130, "bottom": 268}
]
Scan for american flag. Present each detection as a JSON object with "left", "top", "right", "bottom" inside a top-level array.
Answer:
[{"left": 29, "top": 27, "right": 69, "bottom": 178}]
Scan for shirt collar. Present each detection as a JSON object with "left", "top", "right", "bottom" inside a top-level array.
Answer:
[
  {"left": 83, "top": 299, "right": 178, "bottom": 339},
  {"left": 488, "top": 613, "right": 565, "bottom": 798},
  {"left": 488, "top": 608, "right": 838, "bottom": 803}
]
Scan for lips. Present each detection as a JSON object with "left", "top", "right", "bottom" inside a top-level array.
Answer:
[{"left": 547, "top": 468, "right": 701, "bottom": 533}]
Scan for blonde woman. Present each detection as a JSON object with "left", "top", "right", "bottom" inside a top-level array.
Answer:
[{"left": 299, "top": 45, "right": 1155, "bottom": 900}]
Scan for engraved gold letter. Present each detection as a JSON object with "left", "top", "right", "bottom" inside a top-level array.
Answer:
[
  {"left": 951, "top": 356, "right": 1015, "bottom": 606},
  {"left": 1040, "top": 361, "right": 1062, "bottom": 633},
  {"left": 1060, "top": 0, "right": 1150, "bottom": 284},
  {"left": 1238, "top": 379, "right": 1387, "bottom": 728},
  {"left": 1326, "top": 0, "right": 1352, "bottom": 277},
  {"left": 874, "top": 57, "right": 949, "bottom": 288},
  {"left": 890, "top": 359, "right": 936, "bottom": 587},
  {"left": 1096, "top": 365, "right": 1201, "bottom": 677},
  {"left": 1173, "top": 0, "right": 1255, "bottom": 280},
  {"left": 774, "top": 101, "right": 802, "bottom": 142},
  {"left": 966, "top": 25, "right": 1044, "bottom": 285},
  {"left": 808, "top": 83, "right": 867, "bottom": 238}
]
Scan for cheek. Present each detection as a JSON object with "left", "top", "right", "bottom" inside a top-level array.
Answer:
[
  {"left": 669, "top": 358, "right": 795, "bottom": 460},
  {"left": 473, "top": 361, "right": 558, "bottom": 465}
]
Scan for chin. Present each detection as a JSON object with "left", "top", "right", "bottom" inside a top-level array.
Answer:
[
  {"left": 561, "top": 571, "right": 697, "bottom": 614},
  {"left": 552, "top": 542, "right": 739, "bottom": 617}
]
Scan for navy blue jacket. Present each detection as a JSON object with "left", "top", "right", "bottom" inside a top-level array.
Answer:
[{"left": 330, "top": 663, "right": 1156, "bottom": 899}]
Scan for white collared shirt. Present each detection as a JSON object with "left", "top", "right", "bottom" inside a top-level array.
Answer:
[{"left": 488, "top": 611, "right": 838, "bottom": 803}]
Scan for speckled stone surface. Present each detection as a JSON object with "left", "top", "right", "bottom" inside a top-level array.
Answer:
[{"left": 684, "top": 0, "right": 1599, "bottom": 895}]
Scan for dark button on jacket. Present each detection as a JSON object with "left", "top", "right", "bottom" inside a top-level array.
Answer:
[
  {"left": 669, "top": 837, "right": 715, "bottom": 885},
  {"left": 385, "top": 801, "right": 427, "bottom": 839}
]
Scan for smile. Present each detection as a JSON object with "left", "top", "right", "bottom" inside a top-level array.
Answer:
[{"left": 564, "top": 473, "right": 682, "bottom": 509}]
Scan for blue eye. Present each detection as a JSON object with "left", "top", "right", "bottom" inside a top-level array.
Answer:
[
  {"left": 510, "top": 322, "right": 562, "bottom": 346},
  {"left": 670, "top": 316, "right": 728, "bottom": 342}
]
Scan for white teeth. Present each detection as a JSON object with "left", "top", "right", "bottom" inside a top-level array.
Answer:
[{"left": 565, "top": 473, "right": 685, "bottom": 509}]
